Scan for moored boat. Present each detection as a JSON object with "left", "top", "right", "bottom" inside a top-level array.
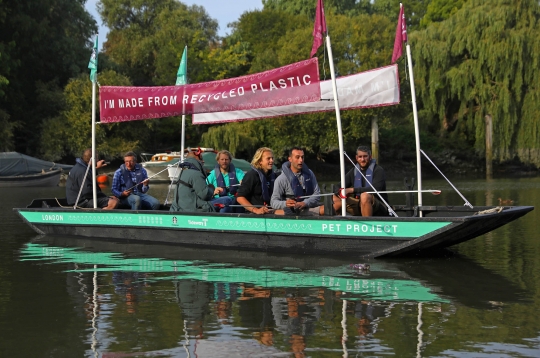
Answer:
[
  {"left": 0, "top": 152, "right": 73, "bottom": 187},
  {"left": 141, "top": 148, "right": 216, "bottom": 182}
]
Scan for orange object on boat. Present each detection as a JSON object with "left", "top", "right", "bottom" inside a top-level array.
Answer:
[{"left": 97, "top": 174, "right": 109, "bottom": 184}]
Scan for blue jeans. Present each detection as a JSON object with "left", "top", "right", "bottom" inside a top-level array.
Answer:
[
  {"left": 210, "top": 196, "right": 233, "bottom": 213},
  {"left": 120, "top": 193, "right": 160, "bottom": 210}
]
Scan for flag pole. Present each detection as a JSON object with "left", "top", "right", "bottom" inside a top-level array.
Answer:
[
  {"left": 312, "top": 0, "right": 345, "bottom": 216},
  {"left": 91, "top": 76, "right": 97, "bottom": 208},
  {"left": 177, "top": 46, "right": 188, "bottom": 163},
  {"left": 325, "top": 34, "right": 346, "bottom": 216},
  {"left": 407, "top": 43, "right": 423, "bottom": 215},
  {"left": 398, "top": 3, "right": 423, "bottom": 215},
  {"left": 89, "top": 36, "right": 99, "bottom": 209}
]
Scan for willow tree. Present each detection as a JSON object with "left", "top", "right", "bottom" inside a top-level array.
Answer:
[{"left": 413, "top": 0, "right": 540, "bottom": 165}]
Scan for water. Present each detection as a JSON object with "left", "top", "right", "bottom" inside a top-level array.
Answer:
[{"left": 1, "top": 177, "right": 539, "bottom": 357}]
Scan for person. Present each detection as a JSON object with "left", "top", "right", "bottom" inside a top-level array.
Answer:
[
  {"left": 333, "top": 145, "right": 389, "bottom": 216},
  {"left": 111, "top": 151, "right": 160, "bottom": 210},
  {"left": 236, "top": 147, "right": 284, "bottom": 215},
  {"left": 169, "top": 149, "right": 232, "bottom": 212},
  {"left": 206, "top": 150, "right": 244, "bottom": 213},
  {"left": 66, "top": 148, "right": 119, "bottom": 209},
  {"left": 271, "top": 147, "right": 326, "bottom": 216}
]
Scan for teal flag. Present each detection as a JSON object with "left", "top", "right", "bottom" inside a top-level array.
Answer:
[
  {"left": 176, "top": 46, "right": 187, "bottom": 85},
  {"left": 88, "top": 36, "right": 98, "bottom": 82}
]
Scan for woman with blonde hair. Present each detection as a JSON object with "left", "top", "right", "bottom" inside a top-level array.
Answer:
[{"left": 236, "top": 147, "right": 284, "bottom": 215}]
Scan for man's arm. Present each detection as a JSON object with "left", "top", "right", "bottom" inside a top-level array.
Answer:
[
  {"left": 140, "top": 167, "right": 150, "bottom": 193},
  {"left": 111, "top": 170, "right": 124, "bottom": 197}
]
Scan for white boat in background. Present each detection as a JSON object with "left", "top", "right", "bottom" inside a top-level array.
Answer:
[
  {"left": 167, "top": 151, "right": 253, "bottom": 182},
  {"left": 141, "top": 148, "right": 215, "bottom": 182}
]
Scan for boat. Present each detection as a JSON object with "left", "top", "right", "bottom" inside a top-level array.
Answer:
[
  {"left": 140, "top": 147, "right": 248, "bottom": 182},
  {"left": 139, "top": 147, "right": 252, "bottom": 182},
  {"left": 14, "top": 197, "right": 533, "bottom": 258},
  {"left": 0, "top": 152, "right": 73, "bottom": 187},
  {"left": 13, "top": 5, "right": 534, "bottom": 258}
]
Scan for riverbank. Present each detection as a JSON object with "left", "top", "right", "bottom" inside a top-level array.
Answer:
[{"left": 304, "top": 149, "right": 540, "bottom": 182}]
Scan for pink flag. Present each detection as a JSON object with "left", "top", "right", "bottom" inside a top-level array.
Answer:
[
  {"left": 391, "top": 5, "right": 408, "bottom": 63},
  {"left": 310, "top": 0, "right": 327, "bottom": 57}
]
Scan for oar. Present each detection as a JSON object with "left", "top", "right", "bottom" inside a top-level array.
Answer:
[
  {"left": 367, "top": 190, "right": 441, "bottom": 195},
  {"left": 296, "top": 193, "right": 335, "bottom": 199},
  {"left": 124, "top": 166, "right": 170, "bottom": 192},
  {"left": 214, "top": 204, "right": 272, "bottom": 209}
]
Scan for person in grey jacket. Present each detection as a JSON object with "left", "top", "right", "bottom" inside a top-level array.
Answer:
[
  {"left": 270, "top": 147, "right": 326, "bottom": 216},
  {"left": 170, "top": 150, "right": 231, "bottom": 212}
]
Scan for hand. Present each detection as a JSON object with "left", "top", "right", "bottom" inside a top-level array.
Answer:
[
  {"left": 122, "top": 189, "right": 132, "bottom": 197},
  {"left": 214, "top": 187, "right": 224, "bottom": 195},
  {"left": 253, "top": 206, "right": 271, "bottom": 215},
  {"left": 294, "top": 201, "right": 307, "bottom": 210},
  {"left": 337, "top": 188, "right": 353, "bottom": 199},
  {"left": 285, "top": 198, "right": 297, "bottom": 208},
  {"left": 142, "top": 179, "right": 149, "bottom": 186},
  {"left": 96, "top": 159, "right": 106, "bottom": 169}
]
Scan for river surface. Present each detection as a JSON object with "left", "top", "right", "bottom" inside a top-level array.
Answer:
[{"left": 1, "top": 177, "right": 539, "bottom": 357}]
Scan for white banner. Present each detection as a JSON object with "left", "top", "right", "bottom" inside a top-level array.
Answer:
[{"left": 193, "top": 64, "right": 399, "bottom": 124}]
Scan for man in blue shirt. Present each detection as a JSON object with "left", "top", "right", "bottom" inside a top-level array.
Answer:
[{"left": 112, "top": 151, "right": 160, "bottom": 210}]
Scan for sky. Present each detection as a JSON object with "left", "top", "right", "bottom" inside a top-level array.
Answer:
[{"left": 85, "top": 0, "right": 264, "bottom": 49}]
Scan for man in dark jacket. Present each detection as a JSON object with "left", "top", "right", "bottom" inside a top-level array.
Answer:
[
  {"left": 333, "top": 145, "right": 389, "bottom": 216},
  {"left": 170, "top": 150, "right": 231, "bottom": 212},
  {"left": 66, "top": 148, "right": 119, "bottom": 209}
]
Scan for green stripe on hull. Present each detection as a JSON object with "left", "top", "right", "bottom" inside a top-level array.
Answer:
[{"left": 19, "top": 210, "right": 451, "bottom": 238}]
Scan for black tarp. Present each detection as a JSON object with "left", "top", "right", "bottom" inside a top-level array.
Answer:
[{"left": 0, "top": 152, "right": 73, "bottom": 176}]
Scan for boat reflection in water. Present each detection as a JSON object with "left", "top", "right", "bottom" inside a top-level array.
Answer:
[{"left": 19, "top": 236, "right": 525, "bottom": 357}]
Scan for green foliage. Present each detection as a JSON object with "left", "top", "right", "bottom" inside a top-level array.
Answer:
[
  {"left": 40, "top": 70, "right": 141, "bottom": 161},
  {"left": 99, "top": 0, "right": 218, "bottom": 85},
  {"left": 0, "top": 0, "right": 97, "bottom": 154},
  {"left": 420, "top": 0, "right": 467, "bottom": 28},
  {"left": 413, "top": 0, "right": 540, "bottom": 164},
  {"left": 262, "top": 0, "right": 358, "bottom": 18}
]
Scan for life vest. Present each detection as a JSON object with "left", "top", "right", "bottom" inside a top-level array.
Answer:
[
  {"left": 213, "top": 163, "right": 239, "bottom": 197},
  {"left": 354, "top": 159, "right": 376, "bottom": 198},
  {"left": 280, "top": 162, "right": 314, "bottom": 201},
  {"left": 120, "top": 163, "right": 145, "bottom": 193},
  {"left": 251, "top": 165, "right": 275, "bottom": 204}
]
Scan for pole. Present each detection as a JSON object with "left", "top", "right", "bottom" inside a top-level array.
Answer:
[
  {"left": 180, "top": 115, "right": 186, "bottom": 163},
  {"left": 371, "top": 116, "right": 379, "bottom": 163},
  {"left": 91, "top": 78, "right": 97, "bottom": 208},
  {"left": 326, "top": 34, "right": 346, "bottom": 216},
  {"left": 406, "top": 43, "right": 423, "bottom": 216},
  {"left": 485, "top": 114, "right": 493, "bottom": 179}
]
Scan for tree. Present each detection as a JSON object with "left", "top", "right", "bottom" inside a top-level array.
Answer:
[
  {"left": 413, "top": 0, "right": 540, "bottom": 164},
  {"left": 420, "top": 0, "right": 467, "bottom": 28},
  {"left": 0, "top": 0, "right": 97, "bottom": 154},
  {"left": 99, "top": 0, "right": 218, "bottom": 85},
  {"left": 40, "top": 70, "right": 142, "bottom": 161},
  {"left": 262, "top": 0, "right": 358, "bottom": 18}
]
